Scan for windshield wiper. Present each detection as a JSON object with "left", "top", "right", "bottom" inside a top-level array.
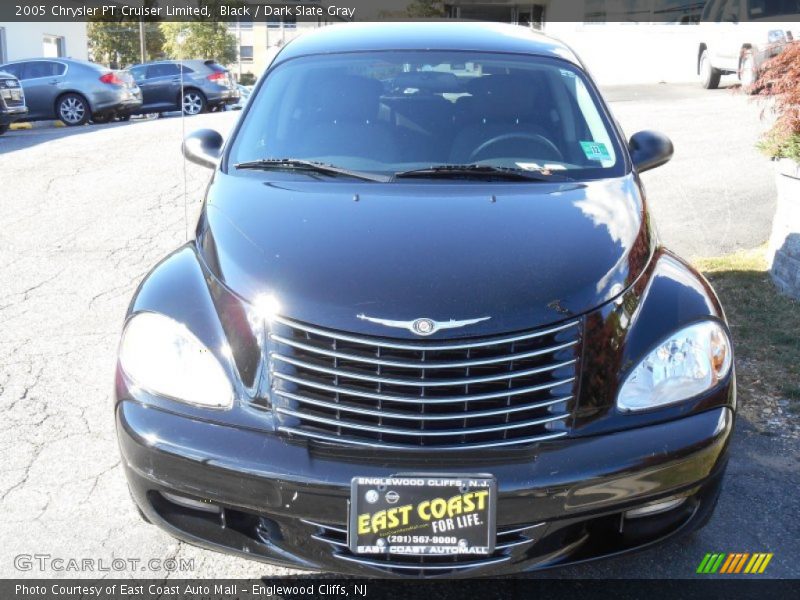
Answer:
[
  {"left": 393, "top": 164, "right": 572, "bottom": 182},
  {"left": 234, "top": 158, "right": 389, "bottom": 182}
]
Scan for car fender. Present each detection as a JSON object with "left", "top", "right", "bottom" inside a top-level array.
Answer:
[{"left": 574, "top": 249, "right": 734, "bottom": 435}]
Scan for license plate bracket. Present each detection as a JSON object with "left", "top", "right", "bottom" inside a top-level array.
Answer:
[{"left": 349, "top": 474, "right": 496, "bottom": 556}]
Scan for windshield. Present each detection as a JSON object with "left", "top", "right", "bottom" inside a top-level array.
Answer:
[{"left": 228, "top": 51, "right": 625, "bottom": 180}]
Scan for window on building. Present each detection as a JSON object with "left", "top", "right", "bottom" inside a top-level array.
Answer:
[
  {"left": 42, "top": 35, "right": 65, "bottom": 58},
  {"left": 584, "top": 0, "right": 703, "bottom": 23},
  {"left": 267, "top": 16, "right": 296, "bottom": 28},
  {"left": 229, "top": 19, "right": 254, "bottom": 31},
  {"left": 240, "top": 46, "right": 254, "bottom": 62}
]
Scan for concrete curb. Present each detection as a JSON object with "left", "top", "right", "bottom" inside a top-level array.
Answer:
[{"left": 10, "top": 120, "right": 65, "bottom": 130}]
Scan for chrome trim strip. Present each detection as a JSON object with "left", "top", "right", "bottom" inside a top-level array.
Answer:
[
  {"left": 272, "top": 315, "right": 580, "bottom": 351},
  {"left": 357, "top": 314, "right": 491, "bottom": 336},
  {"left": 271, "top": 353, "right": 577, "bottom": 387},
  {"left": 276, "top": 407, "right": 567, "bottom": 436},
  {"left": 305, "top": 519, "right": 543, "bottom": 537},
  {"left": 495, "top": 537, "right": 535, "bottom": 550},
  {"left": 332, "top": 553, "right": 510, "bottom": 571},
  {"left": 279, "top": 426, "right": 568, "bottom": 449},
  {"left": 271, "top": 372, "right": 575, "bottom": 404},
  {"left": 312, "top": 534, "right": 347, "bottom": 547},
  {"left": 497, "top": 522, "right": 546, "bottom": 536},
  {"left": 273, "top": 389, "right": 572, "bottom": 420},
  {"left": 301, "top": 519, "right": 346, "bottom": 533},
  {"left": 318, "top": 531, "right": 527, "bottom": 550},
  {"left": 269, "top": 334, "right": 578, "bottom": 369}
]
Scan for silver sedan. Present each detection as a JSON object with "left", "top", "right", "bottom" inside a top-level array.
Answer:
[{"left": 0, "top": 57, "right": 142, "bottom": 126}]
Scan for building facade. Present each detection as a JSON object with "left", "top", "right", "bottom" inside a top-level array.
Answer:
[
  {"left": 227, "top": 9, "right": 346, "bottom": 82},
  {"left": 0, "top": 22, "right": 88, "bottom": 64}
]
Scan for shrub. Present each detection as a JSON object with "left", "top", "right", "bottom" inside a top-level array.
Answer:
[
  {"left": 757, "top": 41, "right": 800, "bottom": 163},
  {"left": 239, "top": 72, "right": 256, "bottom": 86}
]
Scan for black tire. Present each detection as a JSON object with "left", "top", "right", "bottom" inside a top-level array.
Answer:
[
  {"left": 0, "top": 123, "right": 9, "bottom": 135},
  {"left": 91, "top": 112, "right": 112, "bottom": 124},
  {"left": 56, "top": 93, "right": 90, "bottom": 126},
  {"left": 699, "top": 50, "right": 721, "bottom": 90},
  {"left": 181, "top": 89, "right": 206, "bottom": 116}
]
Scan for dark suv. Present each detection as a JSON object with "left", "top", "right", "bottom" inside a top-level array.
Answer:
[
  {"left": 128, "top": 59, "right": 239, "bottom": 116},
  {"left": 115, "top": 23, "right": 735, "bottom": 578},
  {"left": 0, "top": 70, "right": 27, "bottom": 134}
]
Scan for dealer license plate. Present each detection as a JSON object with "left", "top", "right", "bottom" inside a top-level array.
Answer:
[{"left": 349, "top": 475, "right": 496, "bottom": 556}]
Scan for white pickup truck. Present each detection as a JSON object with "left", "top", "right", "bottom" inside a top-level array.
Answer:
[{"left": 697, "top": 0, "right": 800, "bottom": 91}]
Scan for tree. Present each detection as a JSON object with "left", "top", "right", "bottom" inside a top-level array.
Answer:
[
  {"left": 160, "top": 21, "right": 237, "bottom": 64},
  {"left": 87, "top": 0, "right": 164, "bottom": 67},
  {"left": 405, "top": 0, "right": 445, "bottom": 18},
  {"left": 88, "top": 21, "right": 165, "bottom": 67}
]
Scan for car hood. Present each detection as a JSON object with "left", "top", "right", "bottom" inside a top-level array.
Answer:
[{"left": 198, "top": 173, "right": 653, "bottom": 338}]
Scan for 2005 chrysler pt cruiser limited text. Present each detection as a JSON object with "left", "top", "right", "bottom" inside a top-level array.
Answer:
[{"left": 115, "top": 23, "right": 735, "bottom": 577}]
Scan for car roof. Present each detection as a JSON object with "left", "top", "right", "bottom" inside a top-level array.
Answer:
[
  {"left": 1, "top": 57, "right": 103, "bottom": 70},
  {"left": 276, "top": 22, "right": 582, "bottom": 66},
  {"left": 129, "top": 59, "right": 221, "bottom": 69}
]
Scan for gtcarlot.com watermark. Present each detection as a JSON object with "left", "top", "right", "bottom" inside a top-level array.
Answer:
[{"left": 14, "top": 553, "right": 195, "bottom": 572}]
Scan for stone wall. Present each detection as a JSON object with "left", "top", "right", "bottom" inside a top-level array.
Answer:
[{"left": 769, "top": 159, "right": 800, "bottom": 300}]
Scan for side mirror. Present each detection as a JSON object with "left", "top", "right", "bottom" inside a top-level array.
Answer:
[
  {"left": 182, "top": 128, "right": 223, "bottom": 169},
  {"left": 629, "top": 130, "right": 674, "bottom": 173}
]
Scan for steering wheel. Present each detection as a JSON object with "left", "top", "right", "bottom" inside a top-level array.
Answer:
[{"left": 468, "top": 133, "right": 563, "bottom": 163}]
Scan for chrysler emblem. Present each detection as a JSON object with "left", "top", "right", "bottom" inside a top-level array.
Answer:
[
  {"left": 412, "top": 318, "right": 435, "bottom": 335},
  {"left": 357, "top": 314, "right": 491, "bottom": 336}
]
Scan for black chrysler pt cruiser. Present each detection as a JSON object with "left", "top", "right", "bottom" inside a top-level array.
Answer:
[{"left": 116, "top": 23, "right": 735, "bottom": 577}]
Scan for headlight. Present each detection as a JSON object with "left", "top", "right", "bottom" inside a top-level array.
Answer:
[
  {"left": 617, "top": 321, "right": 732, "bottom": 412},
  {"left": 119, "top": 312, "right": 233, "bottom": 408}
]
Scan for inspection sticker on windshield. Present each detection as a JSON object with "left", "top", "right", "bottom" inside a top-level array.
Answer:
[
  {"left": 580, "top": 141, "right": 611, "bottom": 161},
  {"left": 516, "top": 162, "right": 567, "bottom": 172}
]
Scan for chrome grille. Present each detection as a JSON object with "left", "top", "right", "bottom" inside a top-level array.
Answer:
[
  {"left": 267, "top": 316, "right": 581, "bottom": 450},
  {"left": 0, "top": 79, "right": 24, "bottom": 107},
  {"left": 302, "top": 519, "right": 543, "bottom": 575}
]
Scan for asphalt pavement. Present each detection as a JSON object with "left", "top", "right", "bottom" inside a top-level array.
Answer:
[{"left": 0, "top": 85, "right": 796, "bottom": 579}]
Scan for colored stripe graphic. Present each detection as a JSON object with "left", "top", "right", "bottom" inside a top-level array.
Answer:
[
  {"left": 758, "top": 554, "right": 773, "bottom": 573},
  {"left": 698, "top": 553, "right": 726, "bottom": 574},
  {"left": 734, "top": 553, "right": 750, "bottom": 573},
  {"left": 698, "top": 553, "right": 772, "bottom": 574},
  {"left": 744, "top": 554, "right": 760, "bottom": 573},
  {"left": 697, "top": 553, "right": 714, "bottom": 574},
  {"left": 720, "top": 554, "right": 737, "bottom": 574},
  {"left": 710, "top": 553, "right": 725, "bottom": 573}
]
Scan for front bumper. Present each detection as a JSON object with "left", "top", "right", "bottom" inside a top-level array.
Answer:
[
  {"left": 1, "top": 105, "right": 28, "bottom": 125},
  {"left": 117, "top": 398, "right": 733, "bottom": 577}
]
